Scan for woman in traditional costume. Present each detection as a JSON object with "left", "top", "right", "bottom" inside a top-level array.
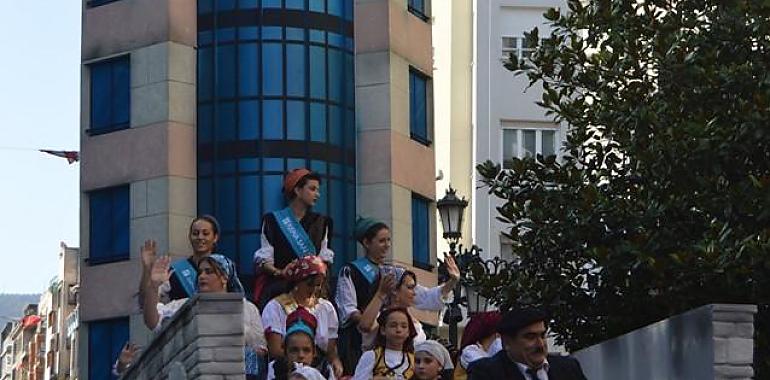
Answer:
[
  {"left": 139, "top": 215, "right": 222, "bottom": 303},
  {"left": 143, "top": 254, "right": 265, "bottom": 379},
  {"left": 253, "top": 168, "right": 335, "bottom": 309},
  {"left": 262, "top": 255, "right": 342, "bottom": 377}
]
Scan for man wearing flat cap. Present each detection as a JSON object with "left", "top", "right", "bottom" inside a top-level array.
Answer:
[{"left": 467, "top": 307, "right": 587, "bottom": 380}]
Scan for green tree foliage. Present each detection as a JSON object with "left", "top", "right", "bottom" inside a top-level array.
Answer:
[{"left": 474, "top": 0, "right": 770, "bottom": 373}]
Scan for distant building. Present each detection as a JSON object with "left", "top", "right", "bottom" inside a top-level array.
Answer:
[
  {"left": 1, "top": 322, "right": 16, "bottom": 380},
  {"left": 79, "top": 0, "right": 437, "bottom": 378}
]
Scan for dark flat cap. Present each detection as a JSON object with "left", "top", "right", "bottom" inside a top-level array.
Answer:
[{"left": 498, "top": 307, "right": 548, "bottom": 336}]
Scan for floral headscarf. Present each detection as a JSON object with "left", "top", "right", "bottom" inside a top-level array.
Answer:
[
  {"left": 198, "top": 254, "right": 244, "bottom": 293},
  {"left": 284, "top": 256, "right": 327, "bottom": 283}
]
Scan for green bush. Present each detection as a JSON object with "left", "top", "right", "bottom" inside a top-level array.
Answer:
[{"left": 474, "top": 0, "right": 770, "bottom": 376}]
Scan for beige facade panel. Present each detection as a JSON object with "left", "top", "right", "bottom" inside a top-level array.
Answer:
[
  {"left": 388, "top": 4, "right": 433, "bottom": 75},
  {"left": 79, "top": 260, "right": 138, "bottom": 321},
  {"left": 81, "top": 0, "right": 195, "bottom": 61},
  {"left": 81, "top": 122, "right": 195, "bottom": 191},
  {"left": 357, "top": 130, "right": 393, "bottom": 185},
  {"left": 354, "top": 0, "right": 391, "bottom": 53},
  {"left": 390, "top": 133, "right": 436, "bottom": 199}
]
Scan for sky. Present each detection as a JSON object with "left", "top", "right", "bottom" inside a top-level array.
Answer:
[{"left": 0, "top": 2, "right": 81, "bottom": 293}]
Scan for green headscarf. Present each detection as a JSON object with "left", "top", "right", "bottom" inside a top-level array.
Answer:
[{"left": 354, "top": 217, "right": 386, "bottom": 242}]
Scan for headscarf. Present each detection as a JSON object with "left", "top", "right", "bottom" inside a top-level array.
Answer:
[
  {"left": 415, "top": 340, "right": 455, "bottom": 370},
  {"left": 290, "top": 364, "right": 326, "bottom": 380},
  {"left": 379, "top": 265, "right": 417, "bottom": 306},
  {"left": 460, "top": 311, "right": 502, "bottom": 349},
  {"left": 198, "top": 254, "right": 244, "bottom": 293},
  {"left": 354, "top": 216, "right": 386, "bottom": 241},
  {"left": 284, "top": 256, "right": 327, "bottom": 283},
  {"left": 285, "top": 307, "right": 318, "bottom": 340},
  {"left": 283, "top": 168, "right": 312, "bottom": 196}
]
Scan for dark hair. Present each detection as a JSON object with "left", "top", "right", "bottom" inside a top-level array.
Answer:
[
  {"left": 272, "top": 351, "right": 331, "bottom": 380},
  {"left": 360, "top": 223, "right": 389, "bottom": 243},
  {"left": 196, "top": 257, "right": 226, "bottom": 279},
  {"left": 285, "top": 173, "right": 322, "bottom": 200},
  {"left": 397, "top": 270, "right": 418, "bottom": 289},
  {"left": 375, "top": 307, "right": 416, "bottom": 352},
  {"left": 190, "top": 214, "right": 220, "bottom": 236}
]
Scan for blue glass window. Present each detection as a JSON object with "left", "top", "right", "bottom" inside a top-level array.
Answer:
[
  {"left": 239, "top": 43, "right": 259, "bottom": 96},
  {"left": 88, "top": 317, "right": 129, "bottom": 380},
  {"left": 328, "top": 49, "right": 344, "bottom": 102},
  {"left": 238, "top": 101, "right": 259, "bottom": 140},
  {"left": 263, "top": 100, "right": 284, "bottom": 140},
  {"left": 408, "top": 0, "right": 428, "bottom": 20},
  {"left": 262, "top": 43, "right": 283, "bottom": 96},
  {"left": 409, "top": 68, "right": 430, "bottom": 145},
  {"left": 217, "top": 27, "right": 236, "bottom": 42},
  {"left": 240, "top": 233, "right": 259, "bottom": 275},
  {"left": 328, "top": 0, "right": 344, "bottom": 17},
  {"left": 286, "top": 27, "right": 305, "bottom": 41},
  {"left": 239, "top": 26, "right": 259, "bottom": 40},
  {"left": 411, "top": 194, "right": 431, "bottom": 268},
  {"left": 329, "top": 105, "right": 342, "bottom": 146},
  {"left": 217, "top": 177, "right": 237, "bottom": 232},
  {"left": 262, "top": 26, "right": 282, "bottom": 40},
  {"left": 310, "top": 0, "right": 326, "bottom": 13},
  {"left": 218, "top": 0, "right": 236, "bottom": 10},
  {"left": 89, "top": 185, "right": 129, "bottom": 264},
  {"left": 218, "top": 101, "right": 237, "bottom": 141},
  {"left": 90, "top": 55, "right": 130, "bottom": 134},
  {"left": 264, "top": 158, "right": 284, "bottom": 172},
  {"left": 310, "top": 102, "right": 327, "bottom": 142},
  {"left": 217, "top": 45, "right": 236, "bottom": 98},
  {"left": 310, "top": 47, "right": 326, "bottom": 100},
  {"left": 198, "top": 104, "right": 213, "bottom": 144},
  {"left": 238, "top": 0, "right": 257, "bottom": 9},
  {"left": 262, "top": 0, "right": 281, "bottom": 8},
  {"left": 198, "top": 47, "right": 213, "bottom": 101},
  {"left": 286, "top": 44, "right": 306, "bottom": 97},
  {"left": 198, "top": 178, "right": 213, "bottom": 215},
  {"left": 287, "top": 101, "right": 306, "bottom": 141},
  {"left": 240, "top": 175, "right": 260, "bottom": 230},
  {"left": 263, "top": 175, "right": 284, "bottom": 213},
  {"left": 310, "top": 29, "right": 326, "bottom": 43},
  {"left": 286, "top": 0, "right": 305, "bottom": 9},
  {"left": 198, "top": 0, "right": 213, "bottom": 13}
]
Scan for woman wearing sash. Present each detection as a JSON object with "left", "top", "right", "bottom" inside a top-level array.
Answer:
[
  {"left": 253, "top": 168, "right": 334, "bottom": 309},
  {"left": 357, "top": 262, "right": 460, "bottom": 354},
  {"left": 335, "top": 218, "right": 461, "bottom": 375},
  {"left": 262, "top": 255, "right": 342, "bottom": 378},
  {"left": 140, "top": 215, "right": 221, "bottom": 303}
]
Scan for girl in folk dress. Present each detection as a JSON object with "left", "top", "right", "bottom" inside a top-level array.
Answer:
[
  {"left": 262, "top": 255, "right": 342, "bottom": 377},
  {"left": 267, "top": 308, "right": 336, "bottom": 380},
  {"left": 353, "top": 307, "right": 417, "bottom": 380},
  {"left": 413, "top": 340, "right": 454, "bottom": 380},
  {"left": 453, "top": 312, "right": 502, "bottom": 380}
]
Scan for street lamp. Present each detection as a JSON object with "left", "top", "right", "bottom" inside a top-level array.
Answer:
[
  {"left": 437, "top": 185, "right": 468, "bottom": 347},
  {"left": 437, "top": 185, "right": 468, "bottom": 254}
]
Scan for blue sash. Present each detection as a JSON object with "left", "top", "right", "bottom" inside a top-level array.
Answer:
[
  {"left": 170, "top": 259, "right": 197, "bottom": 298},
  {"left": 272, "top": 207, "right": 316, "bottom": 258},
  {"left": 351, "top": 257, "right": 379, "bottom": 285}
]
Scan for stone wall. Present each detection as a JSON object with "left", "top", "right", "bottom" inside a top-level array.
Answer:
[
  {"left": 574, "top": 304, "right": 757, "bottom": 380},
  {"left": 122, "top": 293, "right": 245, "bottom": 380}
]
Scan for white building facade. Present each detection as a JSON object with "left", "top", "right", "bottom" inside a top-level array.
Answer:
[{"left": 472, "top": 0, "right": 566, "bottom": 260}]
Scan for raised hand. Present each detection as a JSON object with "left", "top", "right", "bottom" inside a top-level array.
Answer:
[
  {"left": 117, "top": 343, "right": 140, "bottom": 372},
  {"left": 140, "top": 240, "right": 157, "bottom": 270},
  {"left": 444, "top": 252, "right": 461, "bottom": 282},
  {"left": 150, "top": 256, "right": 171, "bottom": 287},
  {"left": 376, "top": 273, "right": 396, "bottom": 299}
]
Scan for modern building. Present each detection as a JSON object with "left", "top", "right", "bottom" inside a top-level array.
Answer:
[
  {"left": 38, "top": 244, "right": 79, "bottom": 380},
  {"left": 433, "top": 0, "right": 566, "bottom": 260},
  {"left": 78, "top": 0, "right": 437, "bottom": 378},
  {"left": 1, "top": 322, "right": 16, "bottom": 380}
]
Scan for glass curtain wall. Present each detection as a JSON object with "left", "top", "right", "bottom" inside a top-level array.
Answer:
[{"left": 197, "top": 0, "right": 356, "bottom": 293}]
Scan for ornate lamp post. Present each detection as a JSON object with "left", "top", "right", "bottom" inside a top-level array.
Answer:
[{"left": 436, "top": 185, "right": 468, "bottom": 346}]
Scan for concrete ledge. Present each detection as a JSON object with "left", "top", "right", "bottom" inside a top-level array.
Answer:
[{"left": 122, "top": 293, "right": 245, "bottom": 380}]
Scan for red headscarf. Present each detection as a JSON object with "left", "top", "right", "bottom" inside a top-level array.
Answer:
[
  {"left": 460, "top": 311, "right": 502, "bottom": 349},
  {"left": 284, "top": 255, "right": 327, "bottom": 283},
  {"left": 286, "top": 307, "right": 319, "bottom": 339},
  {"left": 283, "top": 168, "right": 312, "bottom": 196}
]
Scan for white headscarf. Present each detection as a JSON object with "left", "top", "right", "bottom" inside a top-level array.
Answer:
[
  {"left": 415, "top": 340, "right": 455, "bottom": 370},
  {"left": 290, "top": 363, "right": 326, "bottom": 380}
]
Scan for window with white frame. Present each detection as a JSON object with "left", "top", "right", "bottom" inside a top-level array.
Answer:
[
  {"left": 502, "top": 128, "right": 557, "bottom": 168},
  {"left": 501, "top": 36, "right": 541, "bottom": 63}
]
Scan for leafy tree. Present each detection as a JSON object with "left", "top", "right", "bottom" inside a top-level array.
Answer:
[{"left": 473, "top": 0, "right": 770, "bottom": 375}]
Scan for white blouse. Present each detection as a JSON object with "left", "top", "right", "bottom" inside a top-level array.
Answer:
[
  {"left": 353, "top": 348, "right": 412, "bottom": 380},
  {"left": 459, "top": 337, "right": 502, "bottom": 369},
  {"left": 266, "top": 360, "right": 337, "bottom": 380},
  {"left": 262, "top": 296, "right": 339, "bottom": 352},
  {"left": 335, "top": 268, "right": 451, "bottom": 325},
  {"left": 154, "top": 298, "right": 266, "bottom": 350},
  {"left": 253, "top": 225, "right": 335, "bottom": 265}
]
